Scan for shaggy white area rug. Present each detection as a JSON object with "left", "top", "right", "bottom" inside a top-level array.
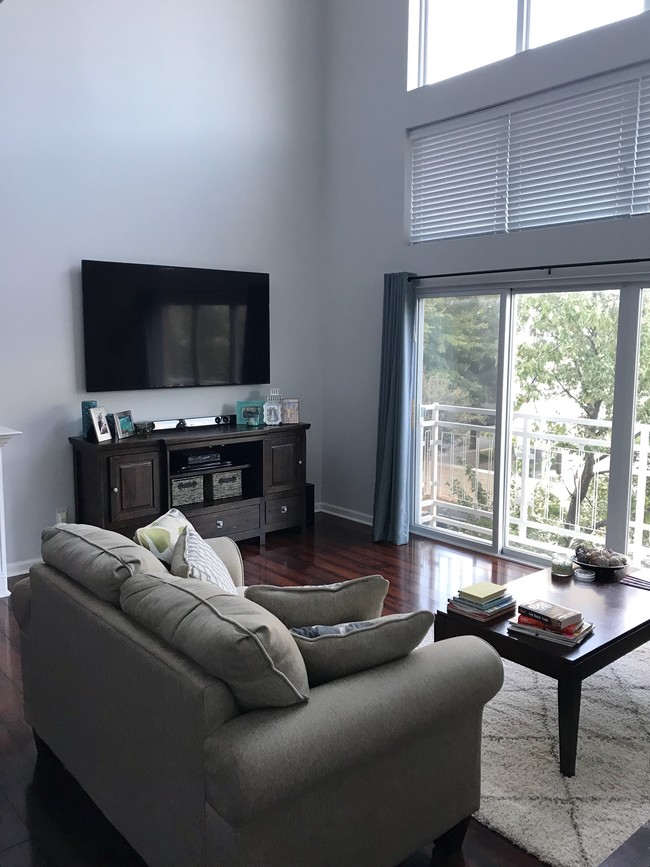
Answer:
[{"left": 477, "top": 641, "right": 650, "bottom": 867}]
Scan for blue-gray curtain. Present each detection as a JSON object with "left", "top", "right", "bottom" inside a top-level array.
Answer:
[{"left": 372, "top": 272, "right": 416, "bottom": 545}]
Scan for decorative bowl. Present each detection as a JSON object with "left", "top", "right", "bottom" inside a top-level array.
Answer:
[{"left": 572, "top": 558, "right": 626, "bottom": 583}]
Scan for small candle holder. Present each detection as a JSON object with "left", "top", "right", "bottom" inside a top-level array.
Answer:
[{"left": 551, "top": 553, "right": 573, "bottom": 578}]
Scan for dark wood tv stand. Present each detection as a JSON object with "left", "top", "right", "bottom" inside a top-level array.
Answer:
[{"left": 69, "top": 423, "right": 310, "bottom": 545}]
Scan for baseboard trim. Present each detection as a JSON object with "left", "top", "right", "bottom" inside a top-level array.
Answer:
[
  {"left": 317, "top": 503, "right": 372, "bottom": 527},
  {"left": 8, "top": 559, "right": 38, "bottom": 581}
]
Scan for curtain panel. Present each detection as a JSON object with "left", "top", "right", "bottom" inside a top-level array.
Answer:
[{"left": 372, "top": 272, "right": 416, "bottom": 545}]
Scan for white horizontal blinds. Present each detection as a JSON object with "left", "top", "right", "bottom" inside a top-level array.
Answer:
[
  {"left": 632, "top": 76, "right": 650, "bottom": 214},
  {"left": 507, "top": 80, "right": 641, "bottom": 230},
  {"left": 410, "top": 116, "right": 508, "bottom": 241},
  {"left": 409, "top": 70, "right": 650, "bottom": 243}
]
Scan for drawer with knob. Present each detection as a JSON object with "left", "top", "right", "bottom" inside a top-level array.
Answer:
[
  {"left": 192, "top": 504, "right": 261, "bottom": 539},
  {"left": 265, "top": 496, "right": 302, "bottom": 528}
]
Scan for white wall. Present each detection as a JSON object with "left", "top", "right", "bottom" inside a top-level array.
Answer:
[
  {"left": 319, "top": 1, "right": 650, "bottom": 523},
  {"left": 0, "top": 0, "right": 325, "bottom": 572}
]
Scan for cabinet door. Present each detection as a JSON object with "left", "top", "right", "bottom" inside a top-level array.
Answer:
[
  {"left": 264, "top": 434, "right": 305, "bottom": 494},
  {"left": 108, "top": 452, "right": 161, "bottom": 525}
]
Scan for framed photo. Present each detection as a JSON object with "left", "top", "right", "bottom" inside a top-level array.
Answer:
[
  {"left": 281, "top": 398, "right": 300, "bottom": 425},
  {"left": 112, "top": 410, "right": 135, "bottom": 439},
  {"left": 90, "top": 406, "right": 112, "bottom": 443},
  {"left": 236, "top": 399, "right": 265, "bottom": 426}
]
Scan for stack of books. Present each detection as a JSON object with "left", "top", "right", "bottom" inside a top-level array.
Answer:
[
  {"left": 507, "top": 599, "right": 594, "bottom": 646},
  {"left": 447, "top": 581, "right": 516, "bottom": 622}
]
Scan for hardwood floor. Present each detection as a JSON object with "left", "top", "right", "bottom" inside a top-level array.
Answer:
[{"left": 0, "top": 514, "right": 644, "bottom": 866}]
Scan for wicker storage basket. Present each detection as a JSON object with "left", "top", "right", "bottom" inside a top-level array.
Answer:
[
  {"left": 171, "top": 476, "right": 204, "bottom": 507},
  {"left": 206, "top": 469, "right": 242, "bottom": 500}
]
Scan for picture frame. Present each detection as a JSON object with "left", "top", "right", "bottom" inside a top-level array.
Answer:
[
  {"left": 236, "top": 400, "right": 265, "bottom": 427},
  {"left": 263, "top": 398, "right": 282, "bottom": 426},
  {"left": 90, "top": 406, "right": 112, "bottom": 443},
  {"left": 112, "top": 410, "right": 135, "bottom": 440},
  {"left": 281, "top": 398, "right": 300, "bottom": 425}
]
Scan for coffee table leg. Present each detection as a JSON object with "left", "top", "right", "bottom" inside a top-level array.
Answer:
[{"left": 558, "top": 676, "right": 582, "bottom": 776}]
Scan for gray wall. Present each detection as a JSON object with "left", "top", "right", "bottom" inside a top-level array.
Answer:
[
  {"left": 0, "top": 0, "right": 325, "bottom": 571},
  {"left": 319, "top": 0, "right": 650, "bottom": 523},
  {"left": 4, "top": 1, "right": 650, "bottom": 570}
]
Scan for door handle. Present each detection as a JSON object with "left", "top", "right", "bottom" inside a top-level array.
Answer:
[{"left": 216, "top": 520, "right": 224, "bottom": 529}]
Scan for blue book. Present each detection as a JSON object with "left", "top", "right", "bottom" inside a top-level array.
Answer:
[{"left": 451, "top": 593, "right": 514, "bottom": 611}]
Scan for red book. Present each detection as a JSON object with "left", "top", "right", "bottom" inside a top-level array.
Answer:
[
  {"left": 517, "top": 599, "right": 583, "bottom": 631},
  {"left": 517, "top": 614, "right": 582, "bottom": 636}
]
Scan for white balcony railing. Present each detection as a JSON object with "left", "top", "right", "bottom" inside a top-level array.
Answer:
[{"left": 417, "top": 403, "right": 650, "bottom": 564}]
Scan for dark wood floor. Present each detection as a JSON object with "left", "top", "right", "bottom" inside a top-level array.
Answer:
[{"left": 0, "top": 514, "right": 644, "bottom": 866}]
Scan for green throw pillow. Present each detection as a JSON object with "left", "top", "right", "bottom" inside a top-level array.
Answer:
[
  {"left": 134, "top": 508, "right": 192, "bottom": 565},
  {"left": 244, "top": 574, "right": 389, "bottom": 628},
  {"left": 290, "top": 610, "right": 434, "bottom": 686}
]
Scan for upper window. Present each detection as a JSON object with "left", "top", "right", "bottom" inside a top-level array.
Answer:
[
  {"left": 408, "top": 0, "right": 647, "bottom": 90},
  {"left": 409, "top": 68, "right": 650, "bottom": 243}
]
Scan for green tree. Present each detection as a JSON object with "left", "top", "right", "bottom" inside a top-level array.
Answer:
[
  {"left": 515, "top": 291, "right": 650, "bottom": 540},
  {"left": 422, "top": 296, "right": 500, "bottom": 407}
]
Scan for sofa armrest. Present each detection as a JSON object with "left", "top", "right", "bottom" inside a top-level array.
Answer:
[
  {"left": 10, "top": 576, "right": 32, "bottom": 635},
  {"left": 205, "top": 635, "right": 503, "bottom": 824},
  {"left": 204, "top": 537, "right": 244, "bottom": 586}
]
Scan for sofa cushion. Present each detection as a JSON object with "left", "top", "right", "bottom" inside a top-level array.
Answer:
[
  {"left": 134, "top": 508, "right": 192, "bottom": 565},
  {"left": 120, "top": 573, "right": 309, "bottom": 710},
  {"left": 290, "top": 610, "right": 434, "bottom": 686},
  {"left": 244, "top": 574, "right": 389, "bottom": 629},
  {"left": 170, "top": 525, "right": 237, "bottom": 593},
  {"left": 41, "top": 524, "right": 169, "bottom": 606}
]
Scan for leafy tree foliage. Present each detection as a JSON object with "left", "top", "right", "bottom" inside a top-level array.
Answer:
[
  {"left": 421, "top": 288, "right": 650, "bottom": 549},
  {"left": 515, "top": 291, "right": 650, "bottom": 540},
  {"left": 422, "top": 295, "right": 500, "bottom": 407}
]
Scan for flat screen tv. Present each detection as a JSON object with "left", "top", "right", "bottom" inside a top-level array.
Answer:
[{"left": 81, "top": 260, "right": 270, "bottom": 391}]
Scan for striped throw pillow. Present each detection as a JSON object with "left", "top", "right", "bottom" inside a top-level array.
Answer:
[{"left": 171, "top": 525, "right": 237, "bottom": 594}]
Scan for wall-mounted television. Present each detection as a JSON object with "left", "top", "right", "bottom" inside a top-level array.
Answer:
[{"left": 81, "top": 260, "right": 270, "bottom": 392}]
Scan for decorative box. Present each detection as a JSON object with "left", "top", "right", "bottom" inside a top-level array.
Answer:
[
  {"left": 171, "top": 476, "right": 204, "bottom": 507},
  {"left": 206, "top": 469, "right": 242, "bottom": 501}
]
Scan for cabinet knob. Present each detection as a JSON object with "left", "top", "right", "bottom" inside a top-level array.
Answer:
[
  {"left": 298, "top": 460, "right": 302, "bottom": 465},
  {"left": 112, "top": 487, "right": 119, "bottom": 493},
  {"left": 216, "top": 520, "right": 224, "bottom": 529},
  {"left": 281, "top": 505, "right": 288, "bottom": 514}
]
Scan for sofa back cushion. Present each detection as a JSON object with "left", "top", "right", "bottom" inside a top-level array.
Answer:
[
  {"left": 120, "top": 573, "right": 309, "bottom": 710},
  {"left": 244, "top": 574, "right": 389, "bottom": 628},
  {"left": 41, "top": 524, "right": 169, "bottom": 606}
]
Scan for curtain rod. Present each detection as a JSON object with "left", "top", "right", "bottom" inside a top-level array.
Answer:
[{"left": 408, "top": 257, "right": 650, "bottom": 282}]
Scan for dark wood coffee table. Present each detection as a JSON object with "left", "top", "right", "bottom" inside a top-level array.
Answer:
[{"left": 434, "top": 568, "right": 650, "bottom": 776}]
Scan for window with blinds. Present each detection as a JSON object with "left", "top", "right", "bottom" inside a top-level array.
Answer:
[{"left": 409, "top": 71, "right": 650, "bottom": 243}]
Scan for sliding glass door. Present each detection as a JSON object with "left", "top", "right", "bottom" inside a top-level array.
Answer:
[
  {"left": 507, "top": 289, "right": 619, "bottom": 557},
  {"left": 414, "top": 293, "right": 501, "bottom": 545},
  {"left": 412, "top": 280, "right": 650, "bottom": 565},
  {"left": 628, "top": 288, "right": 650, "bottom": 566}
]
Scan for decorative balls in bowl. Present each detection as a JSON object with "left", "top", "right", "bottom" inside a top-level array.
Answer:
[{"left": 573, "top": 544, "right": 627, "bottom": 582}]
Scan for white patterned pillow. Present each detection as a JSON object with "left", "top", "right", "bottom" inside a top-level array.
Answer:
[
  {"left": 171, "top": 525, "right": 237, "bottom": 593},
  {"left": 134, "top": 508, "right": 191, "bottom": 565}
]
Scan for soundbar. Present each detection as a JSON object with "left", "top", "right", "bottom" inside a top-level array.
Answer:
[{"left": 151, "top": 415, "right": 236, "bottom": 431}]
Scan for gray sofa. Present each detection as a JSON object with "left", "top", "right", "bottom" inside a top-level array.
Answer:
[{"left": 11, "top": 524, "right": 504, "bottom": 867}]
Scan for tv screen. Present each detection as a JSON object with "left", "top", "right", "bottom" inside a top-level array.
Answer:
[{"left": 81, "top": 260, "right": 270, "bottom": 391}]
